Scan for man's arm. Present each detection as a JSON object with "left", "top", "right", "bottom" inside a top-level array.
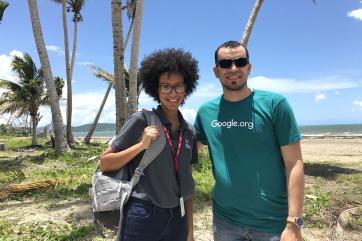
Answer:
[
  {"left": 197, "top": 141, "right": 204, "bottom": 152},
  {"left": 280, "top": 141, "right": 304, "bottom": 241}
]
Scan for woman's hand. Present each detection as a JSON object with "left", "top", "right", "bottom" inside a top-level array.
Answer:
[{"left": 139, "top": 125, "right": 160, "bottom": 150}]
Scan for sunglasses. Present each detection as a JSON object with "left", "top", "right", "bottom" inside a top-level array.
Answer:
[
  {"left": 159, "top": 84, "right": 186, "bottom": 94},
  {"left": 217, "top": 57, "right": 249, "bottom": 69}
]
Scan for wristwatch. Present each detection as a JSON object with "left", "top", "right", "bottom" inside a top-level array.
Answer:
[{"left": 287, "top": 216, "right": 304, "bottom": 229}]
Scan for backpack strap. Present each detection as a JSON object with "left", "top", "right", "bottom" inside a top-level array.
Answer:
[
  {"left": 129, "top": 110, "right": 166, "bottom": 188},
  {"left": 116, "top": 110, "right": 166, "bottom": 239}
]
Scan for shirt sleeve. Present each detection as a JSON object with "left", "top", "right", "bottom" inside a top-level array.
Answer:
[
  {"left": 272, "top": 98, "right": 302, "bottom": 147},
  {"left": 111, "top": 112, "right": 147, "bottom": 152}
]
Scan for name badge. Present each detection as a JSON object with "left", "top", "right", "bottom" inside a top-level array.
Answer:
[{"left": 180, "top": 196, "right": 185, "bottom": 217}]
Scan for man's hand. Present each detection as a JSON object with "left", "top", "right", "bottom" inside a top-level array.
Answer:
[{"left": 280, "top": 222, "right": 302, "bottom": 241}]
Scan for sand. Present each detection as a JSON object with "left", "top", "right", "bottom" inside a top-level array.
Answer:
[{"left": 301, "top": 138, "right": 362, "bottom": 164}]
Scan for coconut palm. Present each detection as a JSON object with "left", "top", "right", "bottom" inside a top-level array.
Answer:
[
  {"left": 127, "top": 0, "right": 143, "bottom": 114},
  {"left": 111, "top": 0, "right": 127, "bottom": 133},
  {"left": 27, "top": 0, "right": 68, "bottom": 151},
  {"left": 0, "top": 0, "right": 9, "bottom": 24},
  {"left": 51, "top": 0, "right": 86, "bottom": 144},
  {"left": 84, "top": 64, "right": 136, "bottom": 144},
  {"left": 240, "top": 0, "right": 264, "bottom": 46},
  {"left": 241, "top": 0, "right": 316, "bottom": 46},
  {"left": 0, "top": 54, "right": 64, "bottom": 146}
]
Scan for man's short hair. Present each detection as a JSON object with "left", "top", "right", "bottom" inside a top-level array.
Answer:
[{"left": 214, "top": 40, "right": 249, "bottom": 64}]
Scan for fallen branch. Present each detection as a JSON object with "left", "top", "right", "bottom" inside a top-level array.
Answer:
[{"left": 0, "top": 179, "right": 61, "bottom": 198}]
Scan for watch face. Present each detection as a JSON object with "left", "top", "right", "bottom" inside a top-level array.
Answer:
[{"left": 295, "top": 217, "right": 304, "bottom": 229}]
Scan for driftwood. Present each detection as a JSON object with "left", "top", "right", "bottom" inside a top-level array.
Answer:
[{"left": 0, "top": 179, "right": 60, "bottom": 198}]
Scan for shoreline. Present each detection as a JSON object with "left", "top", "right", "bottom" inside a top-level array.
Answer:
[
  {"left": 85, "top": 134, "right": 362, "bottom": 142},
  {"left": 302, "top": 134, "right": 362, "bottom": 139}
]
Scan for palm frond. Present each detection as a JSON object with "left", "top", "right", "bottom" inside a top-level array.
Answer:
[
  {"left": 124, "top": 0, "right": 136, "bottom": 20},
  {"left": 87, "top": 64, "right": 114, "bottom": 83},
  {"left": 0, "top": 0, "right": 9, "bottom": 23},
  {"left": 66, "top": 0, "right": 86, "bottom": 22},
  {"left": 0, "top": 79, "right": 22, "bottom": 92}
]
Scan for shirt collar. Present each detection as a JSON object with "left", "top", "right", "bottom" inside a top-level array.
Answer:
[{"left": 154, "top": 105, "right": 188, "bottom": 131}]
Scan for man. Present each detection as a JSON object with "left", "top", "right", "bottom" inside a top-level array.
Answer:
[{"left": 194, "top": 40, "right": 304, "bottom": 241}]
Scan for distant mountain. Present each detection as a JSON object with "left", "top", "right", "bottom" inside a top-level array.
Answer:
[
  {"left": 72, "top": 123, "right": 116, "bottom": 132},
  {"left": 37, "top": 123, "right": 116, "bottom": 133}
]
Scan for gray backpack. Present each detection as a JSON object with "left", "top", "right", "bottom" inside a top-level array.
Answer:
[{"left": 89, "top": 110, "right": 166, "bottom": 238}]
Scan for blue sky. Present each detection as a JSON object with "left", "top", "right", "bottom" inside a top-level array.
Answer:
[{"left": 1, "top": 0, "right": 362, "bottom": 127}]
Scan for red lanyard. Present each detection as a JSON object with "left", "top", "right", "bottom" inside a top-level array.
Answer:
[{"left": 163, "top": 126, "right": 183, "bottom": 173}]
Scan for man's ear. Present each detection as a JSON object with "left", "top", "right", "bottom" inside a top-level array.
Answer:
[{"left": 213, "top": 66, "right": 219, "bottom": 78}]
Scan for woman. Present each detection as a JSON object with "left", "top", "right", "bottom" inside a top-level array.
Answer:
[{"left": 100, "top": 48, "right": 199, "bottom": 241}]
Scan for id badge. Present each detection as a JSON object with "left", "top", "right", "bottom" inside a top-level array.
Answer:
[{"left": 179, "top": 196, "right": 185, "bottom": 217}]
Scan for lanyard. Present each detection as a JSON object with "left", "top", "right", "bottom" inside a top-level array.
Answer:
[{"left": 163, "top": 126, "right": 183, "bottom": 173}]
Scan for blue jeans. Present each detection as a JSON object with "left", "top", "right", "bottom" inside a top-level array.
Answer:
[
  {"left": 213, "top": 217, "right": 281, "bottom": 241},
  {"left": 119, "top": 197, "right": 186, "bottom": 241}
]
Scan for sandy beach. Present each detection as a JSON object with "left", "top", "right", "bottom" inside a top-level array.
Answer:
[
  {"left": 91, "top": 136, "right": 362, "bottom": 165},
  {"left": 301, "top": 138, "right": 362, "bottom": 164}
]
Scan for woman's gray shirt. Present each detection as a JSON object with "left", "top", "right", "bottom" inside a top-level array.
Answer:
[{"left": 111, "top": 106, "right": 198, "bottom": 208}]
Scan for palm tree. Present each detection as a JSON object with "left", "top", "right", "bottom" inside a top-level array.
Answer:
[
  {"left": 127, "top": 0, "right": 143, "bottom": 114},
  {"left": 240, "top": 0, "right": 264, "bottom": 46},
  {"left": 84, "top": 64, "right": 134, "bottom": 144},
  {"left": 83, "top": 66, "right": 114, "bottom": 144},
  {"left": 0, "top": 0, "right": 9, "bottom": 24},
  {"left": 241, "top": 0, "right": 316, "bottom": 46},
  {"left": 0, "top": 54, "right": 64, "bottom": 146},
  {"left": 0, "top": 0, "right": 8, "bottom": 24},
  {"left": 27, "top": 0, "right": 68, "bottom": 151},
  {"left": 51, "top": 0, "right": 86, "bottom": 144},
  {"left": 111, "top": 0, "right": 127, "bottom": 133}
]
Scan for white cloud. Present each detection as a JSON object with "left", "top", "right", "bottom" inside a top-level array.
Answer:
[
  {"left": 38, "top": 90, "right": 116, "bottom": 127},
  {"left": 0, "top": 50, "right": 24, "bottom": 83},
  {"left": 347, "top": 8, "right": 362, "bottom": 21},
  {"left": 180, "top": 107, "right": 197, "bottom": 123},
  {"left": 249, "top": 75, "right": 360, "bottom": 93},
  {"left": 76, "top": 61, "right": 95, "bottom": 66},
  {"left": 315, "top": 93, "right": 327, "bottom": 102},
  {"left": 192, "top": 84, "right": 222, "bottom": 98},
  {"left": 334, "top": 90, "right": 340, "bottom": 95},
  {"left": 353, "top": 100, "right": 362, "bottom": 111},
  {"left": 46, "top": 45, "right": 65, "bottom": 55}
]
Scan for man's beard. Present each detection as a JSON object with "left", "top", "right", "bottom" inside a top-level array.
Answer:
[{"left": 221, "top": 81, "right": 246, "bottom": 91}]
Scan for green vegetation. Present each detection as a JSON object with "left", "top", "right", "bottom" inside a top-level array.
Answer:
[{"left": 0, "top": 136, "right": 361, "bottom": 240}]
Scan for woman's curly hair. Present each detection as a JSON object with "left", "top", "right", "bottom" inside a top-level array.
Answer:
[{"left": 138, "top": 48, "right": 199, "bottom": 104}]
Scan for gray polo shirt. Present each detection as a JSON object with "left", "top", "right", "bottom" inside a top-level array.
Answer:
[{"left": 111, "top": 106, "right": 197, "bottom": 208}]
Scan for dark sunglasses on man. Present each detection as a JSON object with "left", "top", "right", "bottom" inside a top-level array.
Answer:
[{"left": 217, "top": 57, "right": 249, "bottom": 69}]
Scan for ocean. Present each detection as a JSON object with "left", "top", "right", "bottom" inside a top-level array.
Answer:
[
  {"left": 72, "top": 124, "right": 362, "bottom": 138},
  {"left": 299, "top": 124, "right": 362, "bottom": 136}
]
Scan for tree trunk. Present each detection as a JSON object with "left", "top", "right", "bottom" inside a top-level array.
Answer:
[
  {"left": 60, "top": 0, "right": 75, "bottom": 144},
  {"left": 128, "top": 0, "right": 143, "bottom": 114},
  {"left": 240, "top": 0, "right": 264, "bottom": 46},
  {"left": 31, "top": 114, "right": 38, "bottom": 146},
  {"left": 111, "top": 0, "right": 127, "bottom": 133},
  {"left": 83, "top": 83, "right": 113, "bottom": 144},
  {"left": 27, "top": 0, "right": 67, "bottom": 152}
]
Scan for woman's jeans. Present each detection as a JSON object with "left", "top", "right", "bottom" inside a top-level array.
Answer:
[
  {"left": 213, "top": 216, "right": 281, "bottom": 241},
  {"left": 119, "top": 197, "right": 186, "bottom": 241}
]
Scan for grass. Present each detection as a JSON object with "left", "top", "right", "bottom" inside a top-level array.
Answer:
[{"left": 0, "top": 135, "right": 361, "bottom": 240}]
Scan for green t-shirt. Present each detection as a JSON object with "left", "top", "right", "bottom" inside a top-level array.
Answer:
[{"left": 194, "top": 90, "right": 301, "bottom": 234}]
